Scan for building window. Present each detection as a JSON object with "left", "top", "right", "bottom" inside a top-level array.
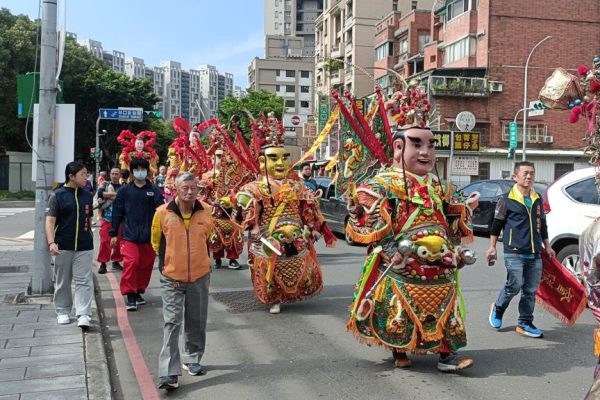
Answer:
[
  {"left": 418, "top": 33, "right": 430, "bottom": 52},
  {"left": 276, "top": 85, "right": 280, "bottom": 91},
  {"left": 446, "top": 0, "right": 470, "bottom": 22},
  {"left": 501, "top": 122, "right": 547, "bottom": 144},
  {"left": 473, "top": 162, "right": 490, "bottom": 181},
  {"left": 443, "top": 37, "right": 476, "bottom": 64},
  {"left": 286, "top": 70, "right": 296, "bottom": 78},
  {"left": 300, "top": 85, "right": 310, "bottom": 93},
  {"left": 554, "top": 163, "right": 574, "bottom": 180},
  {"left": 285, "top": 100, "right": 295, "bottom": 108},
  {"left": 286, "top": 85, "right": 295, "bottom": 93},
  {"left": 300, "top": 100, "right": 310, "bottom": 108},
  {"left": 375, "top": 43, "right": 389, "bottom": 61},
  {"left": 300, "top": 70, "right": 310, "bottom": 78},
  {"left": 276, "top": 69, "right": 281, "bottom": 77},
  {"left": 399, "top": 39, "right": 408, "bottom": 56}
]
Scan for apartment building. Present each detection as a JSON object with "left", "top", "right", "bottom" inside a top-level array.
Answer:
[
  {"left": 77, "top": 38, "right": 237, "bottom": 126},
  {"left": 124, "top": 56, "right": 146, "bottom": 79},
  {"left": 403, "top": 0, "right": 600, "bottom": 183},
  {"left": 265, "top": 0, "right": 323, "bottom": 57},
  {"left": 249, "top": 35, "right": 315, "bottom": 160}
]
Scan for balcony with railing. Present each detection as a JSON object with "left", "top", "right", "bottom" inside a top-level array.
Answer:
[
  {"left": 429, "top": 76, "right": 489, "bottom": 97},
  {"left": 331, "top": 44, "right": 344, "bottom": 59}
]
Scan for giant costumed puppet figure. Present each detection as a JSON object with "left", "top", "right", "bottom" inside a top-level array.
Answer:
[
  {"left": 235, "top": 112, "right": 336, "bottom": 314},
  {"left": 340, "top": 79, "right": 480, "bottom": 372},
  {"left": 117, "top": 130, "right": 159, "bottom": 180},
  {"left": 201, "top": 123, "right": 254, "bottom": 270},
  {"left": 163, "top": 118, "right": 213, "bottom": 201},
  {"left": 538, "top": 57, "right": 600, "bottom": 398}
]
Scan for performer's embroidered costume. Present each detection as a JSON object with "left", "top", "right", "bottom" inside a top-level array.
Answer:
[
  {"left": 235, "top": 113, "right": 336, "bottom": 312},
  {"left": 117, "top": 130, "right": 159, "bottom": 179},
  {"left": 337, "top": 79, "right": 478, "bottom": 370}
]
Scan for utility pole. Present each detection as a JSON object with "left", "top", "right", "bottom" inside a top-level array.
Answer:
[{"left": 32, "top": 0, "right": 58, "bottom": 294}]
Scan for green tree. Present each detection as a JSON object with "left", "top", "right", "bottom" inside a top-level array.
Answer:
[
  {"left": 217, "top": 89, "right": 285, "bottom": 141},
  {"left": 60, "top": 37, "right": 160, "bottom": 167},
  {"left": 0, "top": 9, "right": 162, "bottom": 170}
]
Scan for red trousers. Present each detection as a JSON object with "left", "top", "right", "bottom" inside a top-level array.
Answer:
[
  {"left": 120, "top": 241, "right": 155, "bottom": 296},
  {"left": 97, "top": 219, "right": 122, "bottom": 263}
]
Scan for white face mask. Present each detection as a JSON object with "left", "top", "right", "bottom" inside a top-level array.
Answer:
[{"left": 133, "top": 170, "right": 147, "bottom": 181}]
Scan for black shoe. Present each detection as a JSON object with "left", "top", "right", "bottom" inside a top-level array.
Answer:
[
  {"left": 158, "top": 375, "right": 179, "bottom": 391},
  {"left": 228, "top": 259, "right": 241, "bottom": 270},
  {"left": 125, "top": 294, "right": 138, "bottom": 311},
  {"left": 215, "top": 259, "right": 222, "bottom": 269},
  {"left": 136, "top": 293, "right": 146, "bottom": 305},
  {"left": 98, "top": 263, "right": 107, "bottom": 274},
  {"left": 110, "top": 262, "right": 123, "bottom": 271}
]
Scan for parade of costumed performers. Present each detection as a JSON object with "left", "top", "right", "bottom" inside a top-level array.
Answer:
[
  {"left": 538, "top": 56, "right": 600, "bottom": 397},
  {"left": 235, "top": 111, "right": 336, "bottom": 314},
  {"left": 200, "top": 120, "right": 256, "bottom": 271},
  {"left": 335, "top": 78, "right": 480, "bottom": 372},
  {"left": 117, "top": 129, "right": 160, "bottom": 180},
  {"left": 164, "top": 117, "right": 212, "bottom": 201}
]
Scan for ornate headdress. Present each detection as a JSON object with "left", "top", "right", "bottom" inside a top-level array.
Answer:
[
  {"left": 248, "top": 111, "right": 285, "bottom": 150},
  {"left": 117, "top": 130, "right": 158, "bottom": 174},
  {"left": 385, "top": 78, "right": 432, "bottom": 131}
]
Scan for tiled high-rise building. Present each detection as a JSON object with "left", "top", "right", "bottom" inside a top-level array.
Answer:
[{"left": 76, "top": 38, "right": 238, "bottom": 126}]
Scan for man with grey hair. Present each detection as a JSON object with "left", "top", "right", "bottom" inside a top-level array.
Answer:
[{"left": 151, "top": 172, "right": 214, "bottom": 391}]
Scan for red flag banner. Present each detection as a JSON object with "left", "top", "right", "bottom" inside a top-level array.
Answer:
[{"left": 535, "top": 252, "right": 587, "bottom": 326}]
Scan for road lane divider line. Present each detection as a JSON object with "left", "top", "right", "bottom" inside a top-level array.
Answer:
[{"left": 106, "top": 271, "right": 160, "bottom": 400}]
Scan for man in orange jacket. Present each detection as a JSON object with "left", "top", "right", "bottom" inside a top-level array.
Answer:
[{"left": 151, "top": 172, "right": 213, "bottom": 391}]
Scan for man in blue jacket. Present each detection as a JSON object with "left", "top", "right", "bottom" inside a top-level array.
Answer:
[
  {"left": 486, "top": 161, "right": 556, "bottom": 338},
  {"left": 110, "top": 158, "right": 164, "bottom": 311}
]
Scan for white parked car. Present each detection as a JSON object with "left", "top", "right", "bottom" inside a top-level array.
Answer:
[{"left": 543, "top": 167, "right": 600, "bottom": 281}]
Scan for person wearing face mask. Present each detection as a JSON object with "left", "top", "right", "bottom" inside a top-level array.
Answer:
[
  {"left": 342, "top": 81, "right": 479, "bottom": 373},
  {"left": 110, "top": 157, "right": 164, "bottom": 311}
]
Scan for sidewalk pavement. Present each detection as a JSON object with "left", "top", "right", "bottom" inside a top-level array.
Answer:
[{"left": 0, "top": 239, "right": 111, "bottom": 400}]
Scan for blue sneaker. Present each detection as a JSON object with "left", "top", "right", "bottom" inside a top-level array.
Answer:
[
  {"left": 488, "top": 303, "right": 502, "bottom": 329},
  {"left": 182, "top": 363, "right": 206, "bottom": 376},
  {"left": 516, "top": 321, "right": 543, "bottom": 338}
]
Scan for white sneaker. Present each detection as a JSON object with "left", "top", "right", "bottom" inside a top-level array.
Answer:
[
  {"left": 269, "top": 303, "right": 281, "bottom": 314},
  {"left": 57, "top": 314, "right": 71, "bottom": 325},
  {"left": 77, "top": 315, "right": 91, "bottom": 329}
]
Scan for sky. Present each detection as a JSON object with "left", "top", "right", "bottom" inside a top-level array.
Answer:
[{"left": 2, "top": 0, "right": 265, "bottom": 88}]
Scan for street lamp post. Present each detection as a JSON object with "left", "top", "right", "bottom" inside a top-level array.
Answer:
[{"left": 522, "top": 35, "right": 553, "bottom": 161}]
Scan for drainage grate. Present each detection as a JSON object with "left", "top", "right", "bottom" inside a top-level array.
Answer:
[{"left": 210, "top": 290, "right": 266, "bottom": 314}]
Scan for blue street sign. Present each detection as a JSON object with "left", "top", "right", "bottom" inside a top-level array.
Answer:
[{"left": 99, "top": 108, "right": 143, "bottom": 121}]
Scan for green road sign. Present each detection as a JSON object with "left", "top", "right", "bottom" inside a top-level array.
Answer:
[{"left": 509, "top": 122, "right": 517, "bottom": 148}]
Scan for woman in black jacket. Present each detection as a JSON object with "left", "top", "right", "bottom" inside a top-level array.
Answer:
[{"left": 45, "top": 162, "right": 95, "bottom": 329}]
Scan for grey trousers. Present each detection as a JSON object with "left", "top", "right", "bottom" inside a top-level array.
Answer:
[
  {"left": 53, "top": 250, "right": 94, "bottom": 317},
  {"left": 158, "top": 273, "right": 210, "bottom": 377}
]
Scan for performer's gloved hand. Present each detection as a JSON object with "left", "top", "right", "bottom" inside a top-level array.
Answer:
[{"left": 382, "top": 251, "right": 404, "bottom": 266}]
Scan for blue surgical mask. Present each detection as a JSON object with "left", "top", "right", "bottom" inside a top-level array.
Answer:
[{"left": 133, "top": 170, "right": 147, "bottom": 181}]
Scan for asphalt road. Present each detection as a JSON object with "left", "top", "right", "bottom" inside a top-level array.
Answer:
[{"left": 93, "top": 231, "right": 597, "bottom": 400}]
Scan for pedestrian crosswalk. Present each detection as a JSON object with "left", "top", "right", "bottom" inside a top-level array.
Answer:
[{"left": 0, "top": 208, "right": 35, "bottom": 218}]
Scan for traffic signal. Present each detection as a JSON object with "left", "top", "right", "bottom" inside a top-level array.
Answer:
[
  {"left": 143, "top": 111, "right": 163, "bottom": 119},
  {"left": 532, "top": 102, "right": 546, "bottom": 111},
  {"left": 507, "top": 147, "right": 515, "bottom": 159}
]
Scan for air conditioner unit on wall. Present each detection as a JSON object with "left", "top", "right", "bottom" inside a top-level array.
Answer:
[
  {"left": 489, "top": 81, "right": 503, "bottom": 92},
  {"left": 544, "top": 135, "right": 554, "bottom": 143}
]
